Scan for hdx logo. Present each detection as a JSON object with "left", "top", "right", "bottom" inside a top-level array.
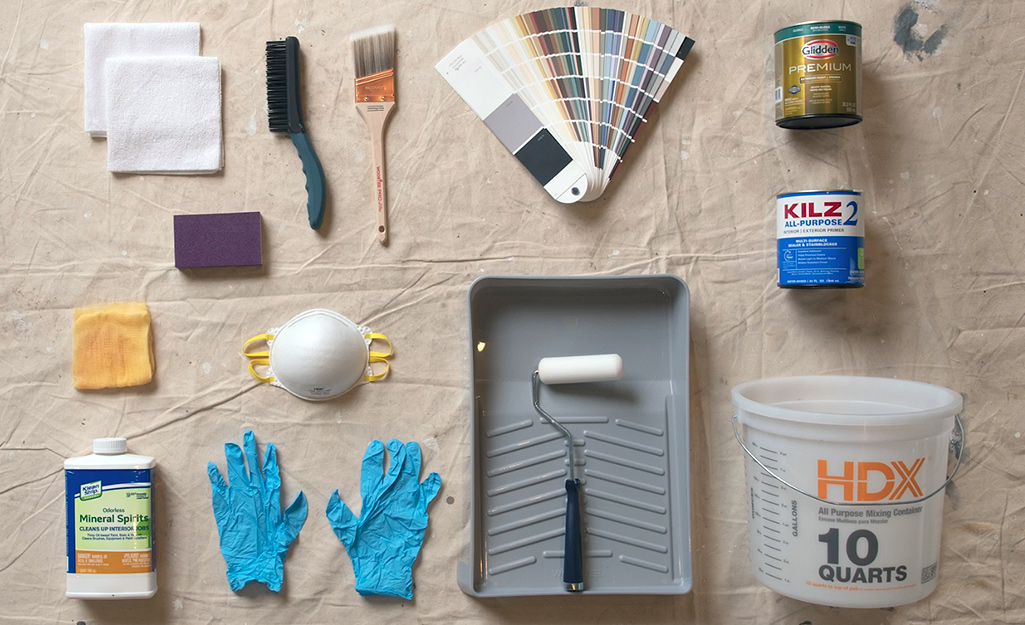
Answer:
[
  {"left": 817, "top": 459, "right": 925, "bottom": 502},
  {"left": 801, "top": 39, "right": 839, "bottom": 59}
]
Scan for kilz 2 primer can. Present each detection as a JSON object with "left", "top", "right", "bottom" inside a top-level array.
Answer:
[
  {"left": 777, "top": 190, "right": 864, "bottom": 288},
  {"left": 775, "top": 21, "right": 862, "bottom": 129}
]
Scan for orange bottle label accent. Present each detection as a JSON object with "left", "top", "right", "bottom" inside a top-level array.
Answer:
[{"left": 75, "top": 550, "right": 152, "bottom": 574}]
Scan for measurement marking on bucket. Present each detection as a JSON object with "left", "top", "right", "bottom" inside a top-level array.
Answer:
[{"left": 750, "top": 441, "right": 795, "bottom": 586}]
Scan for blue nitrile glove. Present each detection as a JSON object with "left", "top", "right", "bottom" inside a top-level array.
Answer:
[
  {"left": 325, "top": 439, "right": 441, "bottom": 599},
  {"left": 207, "top": 430, "right": 308, "bottom": 592}
]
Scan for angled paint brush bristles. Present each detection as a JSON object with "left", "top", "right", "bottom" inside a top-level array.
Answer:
[
  {"left": 351, "top": 25, "right": 396, "bottom": 79},
  {"left": 351, "top": 24, "right": 397, "bottom": 244}
]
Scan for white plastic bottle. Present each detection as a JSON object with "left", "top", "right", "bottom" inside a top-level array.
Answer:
[{"left": 64, "top": 438, "right": 157, "bottom": 599}]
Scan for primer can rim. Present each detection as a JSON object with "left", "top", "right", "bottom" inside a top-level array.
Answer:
[{"left": 778, "top": 189, "right": 863, "bottom": 198}]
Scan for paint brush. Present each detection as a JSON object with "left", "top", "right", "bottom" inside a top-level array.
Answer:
[{"left": 351, "top": 25, "right": 396, "bottom": 244}]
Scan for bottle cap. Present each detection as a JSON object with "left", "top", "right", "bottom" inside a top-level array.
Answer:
[{"left": 93, "top": 438, "right": 128, "bottom": 454}]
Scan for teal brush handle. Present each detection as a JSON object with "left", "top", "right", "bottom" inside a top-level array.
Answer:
[{"left": 289, "top": 132, "right": 326, "bottom": 230}]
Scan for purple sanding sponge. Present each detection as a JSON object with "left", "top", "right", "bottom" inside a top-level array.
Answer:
[{"left": 174, "top": 212, "right": 262, "bottom": 268}]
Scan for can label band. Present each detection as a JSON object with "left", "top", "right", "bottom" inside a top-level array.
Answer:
[
  {"left": 65, "top": 468, "right": 154, "bottom": 575},
  {"left": 774, "top": 21, "right": 862, "bottom": 124},
  {"left": 777, "top": 191, "right": 864, "bottom": 287}
]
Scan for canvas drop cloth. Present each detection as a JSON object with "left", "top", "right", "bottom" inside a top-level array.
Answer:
[{"left": 0, "top": 1, "right": 1022, "bottom": 623}]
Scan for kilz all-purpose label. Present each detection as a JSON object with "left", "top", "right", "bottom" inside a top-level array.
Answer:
[{"left": 777, "top": 191, "right": 864, "bottom": 287}]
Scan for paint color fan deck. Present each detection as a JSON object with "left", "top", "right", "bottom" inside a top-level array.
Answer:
[{"left": 436, "top": 7, "right": 694, "bottom": 203}]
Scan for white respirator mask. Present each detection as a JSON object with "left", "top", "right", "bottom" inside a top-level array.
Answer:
[{"left": 242, "top": 309, "right": 392, "bottom": 401}]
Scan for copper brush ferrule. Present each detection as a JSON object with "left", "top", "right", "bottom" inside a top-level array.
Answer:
[{"left": 355, "top": 68, "right": 395, "bottom": 102}]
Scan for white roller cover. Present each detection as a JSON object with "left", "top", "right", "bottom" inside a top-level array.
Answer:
[{"left": 537, "top": 354, "right": 623, "bottom": 385}]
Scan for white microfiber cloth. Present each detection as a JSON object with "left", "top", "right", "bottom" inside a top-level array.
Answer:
[
  {"left": 83, "top": 23, "right": 200, "bottom": 137},
  {"left": 105, "top": 56, "right": 223, "bottom": 174}
]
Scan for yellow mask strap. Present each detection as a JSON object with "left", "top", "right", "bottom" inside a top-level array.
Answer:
[
  {"left": 364, "top": 332, "right": 392, "bottom": 382},
  {"left": 243, "top": 334, "right": 274, "bottom": 383},
  {"left": 366, "top": 332, "right": 392, "bottom": 359},
  {"left": 247, "top": 358, "right": 274, "bottom": 383},
  {"left": 243, "top": 333, "right": 273, "bottom": 358}
]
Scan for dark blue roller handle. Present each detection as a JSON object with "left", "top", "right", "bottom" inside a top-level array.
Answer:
[
  {"left": 563, "top": 478, "right": 584, "bottom": 591},
  {"left": 289, "top": 132, "right": 326, "bottom": 230}
]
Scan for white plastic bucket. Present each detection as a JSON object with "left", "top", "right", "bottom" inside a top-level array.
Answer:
[{"left": 731, "top": 376, "right": 963, "bottom": 608}]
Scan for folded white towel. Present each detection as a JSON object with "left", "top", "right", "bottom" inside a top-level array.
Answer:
[
  {"left": 105, "top": 56, "right": 222, "bottom": 174},
  {"left": 83, "top": 23, "right": 200, "bottom": 137}
]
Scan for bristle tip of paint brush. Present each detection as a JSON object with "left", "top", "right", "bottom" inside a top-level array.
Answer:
[{"left": 351, "top": 25, "right": 396, "bottom": 78}]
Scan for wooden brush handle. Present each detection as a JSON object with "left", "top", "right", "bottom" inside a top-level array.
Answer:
[{"left": 356, "top": 101, "right": 396, "bottom": 244}]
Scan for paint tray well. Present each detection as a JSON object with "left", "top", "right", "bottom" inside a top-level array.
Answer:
[{"left": 460, "top": 275, "right": 692, "bottom": 597}]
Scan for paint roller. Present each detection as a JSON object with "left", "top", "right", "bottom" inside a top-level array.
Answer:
[{"left": 531, "top": 353, "right": 623, "bottom": 592}]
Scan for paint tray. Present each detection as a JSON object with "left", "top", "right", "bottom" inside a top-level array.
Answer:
[{"left": 459, "top": 275, "right": 692, "bottom": 597}]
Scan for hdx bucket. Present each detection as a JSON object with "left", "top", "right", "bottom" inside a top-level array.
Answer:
[{"left": 731, "top": 376, "right": 963, "bottom": 608}]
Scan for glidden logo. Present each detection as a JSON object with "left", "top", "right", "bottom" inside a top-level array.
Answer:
[
  {"left": 801, "top": 39, "right": 839, "bottom": 59},
  {"left": 817, "top": 459, "right": 925, "bottom": 502}
]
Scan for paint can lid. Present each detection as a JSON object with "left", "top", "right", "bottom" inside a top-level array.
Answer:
[{"left": 93, "top": 438, "right": 128, "bottom": 455}]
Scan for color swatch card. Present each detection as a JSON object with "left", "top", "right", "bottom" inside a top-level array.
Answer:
[{"left": 437, "top": 7, "right": 694, "bottom": 203}]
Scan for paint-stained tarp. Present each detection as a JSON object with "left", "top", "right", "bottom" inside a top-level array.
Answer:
[{"left": 0, "top": 0, "right": 1022, "bottom": 623}]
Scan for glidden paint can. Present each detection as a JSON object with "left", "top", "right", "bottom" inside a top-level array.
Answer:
[
  {"left": 777, "top": 190, "right": 864, "bottom": 288},
  {"left": 775, "top": 21, "right": 862, "bottom": 129}
]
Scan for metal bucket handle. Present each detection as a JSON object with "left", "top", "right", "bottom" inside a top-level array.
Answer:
[{"left": 731, "top": 413, "right": 965, "bottom": 507}]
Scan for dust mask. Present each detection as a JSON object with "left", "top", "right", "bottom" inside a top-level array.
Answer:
[{"left": 242, "top": 309, "right": 391, "bottom": 401}]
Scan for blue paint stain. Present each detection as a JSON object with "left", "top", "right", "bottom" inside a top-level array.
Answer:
[{"left": 894, "top": 3, "right": 946, "bottom": 60}]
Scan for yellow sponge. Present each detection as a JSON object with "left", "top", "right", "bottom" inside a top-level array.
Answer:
[{"left": 72, "top": 302, "right": 154, "bottom": 390}]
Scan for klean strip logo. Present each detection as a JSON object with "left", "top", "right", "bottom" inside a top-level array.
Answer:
[
  {"left": 80, "top": 480, "right": 102, "bottom": 501},
  {"left": 802, "top": 39, "right": 839, "bottom": 59},
  {"left": 817, "top": 459, "right": 925, "bottom": 502}
]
